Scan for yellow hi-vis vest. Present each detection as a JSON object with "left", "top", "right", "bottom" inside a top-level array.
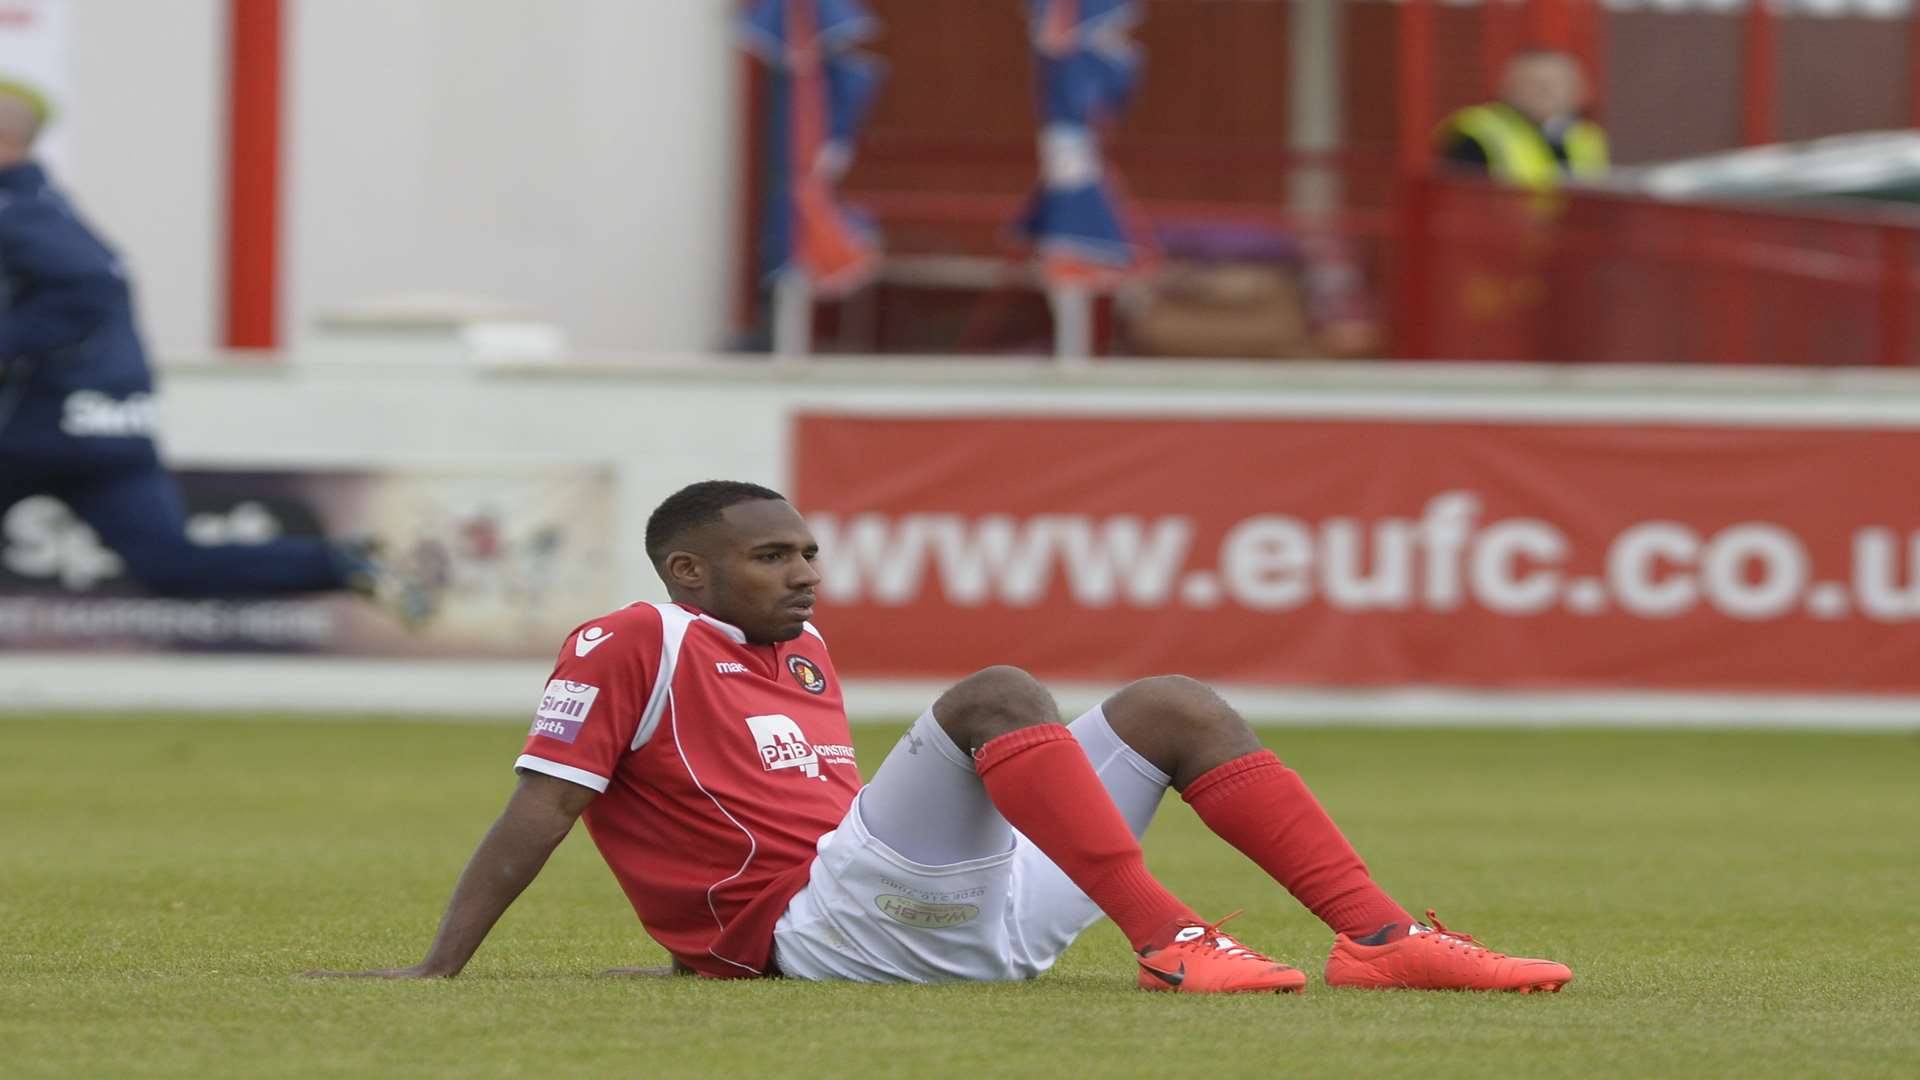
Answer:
[{"left": 1439, "top": 104, "right": 1609, "bottom": 192}]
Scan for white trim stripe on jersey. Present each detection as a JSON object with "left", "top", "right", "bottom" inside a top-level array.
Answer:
[
  {"left": 514, "top": 754, "right": 611, "bottom": 794},
  {"left": 697, "top": 612, "right": 749, "bottom": 644},
  {"left": 633, "top": 603, "right": 696, "bottom": 752},
  {"left": 801, "top": 622, "right": 825, "bottom": 643},
  {"left": 667, "top": 682, "right": 765, "bottom": 976},
  {"left": 622, "top": 597, "right": 750, "bottom": 646}
]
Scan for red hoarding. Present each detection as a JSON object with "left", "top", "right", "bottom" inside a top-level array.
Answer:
[{"left": 794, "top": 413, "right": 1920, "bottom": 694}]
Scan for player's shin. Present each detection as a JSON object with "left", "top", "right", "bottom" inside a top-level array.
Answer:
[
  {"left": 1182, "top": 750, "right": 1413, "bottom": 939},
  {"left": 973, "top": 724, "right": 1195, "bottom": 950}
]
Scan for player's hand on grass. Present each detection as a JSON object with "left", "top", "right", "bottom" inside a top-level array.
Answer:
[
  {"left": 301, "top": 963, "right": 456, "bottom": 979},
  {"left": 301, "top": 775, "right": 595, "bottom": 985}
]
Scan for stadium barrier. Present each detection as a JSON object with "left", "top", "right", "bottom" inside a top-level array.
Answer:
[
  {"left": 1405, "top": 177, "right": 1920, "bottom": 368},
  {"left": 4, "top": 349, "right": 1919, "bottom": 729}
]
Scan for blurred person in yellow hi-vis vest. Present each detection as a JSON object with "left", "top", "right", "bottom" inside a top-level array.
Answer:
[{"left": 1437, "top": 49, "right": 1607, "bottom": 191}]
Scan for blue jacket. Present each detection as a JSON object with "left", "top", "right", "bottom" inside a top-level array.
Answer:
[{"left": 0, "top": 160, "right": 158, "bottom": 468}]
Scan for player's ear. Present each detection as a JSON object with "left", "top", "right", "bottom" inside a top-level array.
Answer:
[{"left": 663, "top": 550, "right": 705, "bottom": 590}]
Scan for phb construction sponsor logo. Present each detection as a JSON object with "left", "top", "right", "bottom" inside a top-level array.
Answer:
[
  {"left": 530, "top": 680, "right": 599, "bottom": 744},
  {"left": 745, "top": 714, "right": 822, "bottom": 780}
]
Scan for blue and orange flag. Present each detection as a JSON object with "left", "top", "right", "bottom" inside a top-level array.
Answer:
[
  {"left": 1018, "top": 0, "right": 1154, "bottom": 288},
  {"left": 741, "top": 0, "right": 884, "bottom": 296}
]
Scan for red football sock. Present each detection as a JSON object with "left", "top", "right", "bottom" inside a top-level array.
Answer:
[
  {"left": 975, "top": 725, "right": 1197, "bottom": 950},
  {"left": 1183, "top": 750, "right": 1413, "bottom": 939}
]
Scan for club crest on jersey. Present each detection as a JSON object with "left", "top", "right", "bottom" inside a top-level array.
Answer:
[
  {"left": 787, "top": 655, "right": 826, "bottom": 694},
  {"left": 744, "top": 713, "right": 821, "bottom": 779},
  {"left": 530, "top": 679, "right": 600, "bottom": 744}
]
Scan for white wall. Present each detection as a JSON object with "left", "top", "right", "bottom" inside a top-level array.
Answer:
[
  {"left": 287, "top": 0, "right": 739, "bottom": 352},
  {"left": 59, "top": 0, "right": 223, "bottom": 356},
  {"left": 41, "top": 0, "right": 739, "bottom": 356}
]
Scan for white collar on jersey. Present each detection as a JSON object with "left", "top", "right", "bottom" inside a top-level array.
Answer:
[
  {"left": 644, "top": 602, "right": 823, "bottom": 646},
  {"left": 696, "top": 611, "right": 749, "bottom": 643}
]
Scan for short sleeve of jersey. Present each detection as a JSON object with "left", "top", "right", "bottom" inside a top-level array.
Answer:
[{"left": 513, "top": 606, "right": 660, "bottom": 794}]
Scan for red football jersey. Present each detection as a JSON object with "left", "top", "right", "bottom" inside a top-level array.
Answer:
[{"left": 515, "top": 601, "right": 861, "bottom": 977}]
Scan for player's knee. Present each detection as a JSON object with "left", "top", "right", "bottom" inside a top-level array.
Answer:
[
  {"left": 1112, "top": 675, "right": 1229, "bottom": 727},
  {"left": 932, "top": 665, "right": 1058, "bottom": 755},
  {"left": 1103, "top": 675, "right": 1260, "bottom": 760}
]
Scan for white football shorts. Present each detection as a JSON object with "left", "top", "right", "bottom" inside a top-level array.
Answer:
[{"left": 771, "top": 705, "right": 1171, "bottom": 983}]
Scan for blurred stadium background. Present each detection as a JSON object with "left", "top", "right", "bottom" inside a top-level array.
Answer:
[
  {"left": 4, "top": 0, "right": 1920, "bottom": 724},
  {"left": 6, "top": 3, "right": 1920, "bottom": 1077}
]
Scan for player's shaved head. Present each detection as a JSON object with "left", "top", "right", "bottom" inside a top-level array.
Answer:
[
  {"left": 647, "top": 481, "right": 820, "bottom": 642},
  {"left": 645, "top": 480, "right": 789, "bottom": 568}
]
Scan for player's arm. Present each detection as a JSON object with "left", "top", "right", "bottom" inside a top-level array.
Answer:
[{"left": 306, "top": 771, "right": 595, "bottom": 979}]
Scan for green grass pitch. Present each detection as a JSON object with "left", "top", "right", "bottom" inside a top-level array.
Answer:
[{"left": 3, "top": 714, "right": 1917, "bottom": 1078}]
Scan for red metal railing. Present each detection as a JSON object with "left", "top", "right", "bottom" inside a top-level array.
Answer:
[
  {"left": 1402, "top": 175, "right": 1920, "bottom": 367},
  {"left": 840, "top": 156, "right": 1920, "bottom": 366}
]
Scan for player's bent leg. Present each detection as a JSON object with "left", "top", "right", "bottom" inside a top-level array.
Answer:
[
  {"left": 60, "top": 463, "right": 350, "bottom": 597},
  {"left": 771, "top": 705, "right": 1028, "bottom": 984},
  {"left": 774, "top": 669, "right": 1121, "bottom": 985},
  {"left": 776, "top": 669, "right": 1304, "bottom": 992},
  {"left": 1103, "top": 675, "right": 1414, "bottom": 938},
  {"left": 778, "top": 667, "right": 1114, "bottom": 983},
  {"left": 1103, "top": 676, "right": 1571, "bottom": 992},
  {"left": 947, "top": 667, "right": 1211, "bottom": 957},
  {"left": 1095, "top": 674, "right": 1265, "bottom": 790},
  {"left": 926, "top": 664, "right": 1061, "bottom": 754},
  {"left": 55, "top": 462, "right": 436, "bottom": 623},
  {"left": 858, "top": 708, "right": 1015, "bottom": 869},
  {"left": 1003, "top": 703, "right": 1171, "bottom": 972},
  {"left": 1003, "top": 704, "right": 1304, "bottom": 994},
  {"left": 1092, "top": 680, "right": 1315, "bottom": 994}
]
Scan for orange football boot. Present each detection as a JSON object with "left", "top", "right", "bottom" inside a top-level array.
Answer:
[
  {"left": 1324, "top": 909, "right": 1572, "bottom": 993},
  {"left": 1137, "top": 912, "right": 1307, "bottom": 994}
]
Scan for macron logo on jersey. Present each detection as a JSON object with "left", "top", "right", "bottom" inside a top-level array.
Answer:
[
  {"left": 530, "top": 679, "right": 600, "bottom": 744},
  {"left": 715, "top": 662, "right": 749, "bottom": 675},
  {"left": 745, "top": 713, "right": 821, "bottom": 780},
  {"left": 574, "top": 626, "right": 613, "bottom": 657}
]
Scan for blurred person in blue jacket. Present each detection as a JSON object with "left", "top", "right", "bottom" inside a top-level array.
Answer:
[{"left": 0, "top": 80, "right": 429, "bottom": 623}]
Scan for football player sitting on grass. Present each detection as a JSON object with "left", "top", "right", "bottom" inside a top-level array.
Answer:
[{"left": 310, "top": 481, "right": 1572, "bottom": 994}]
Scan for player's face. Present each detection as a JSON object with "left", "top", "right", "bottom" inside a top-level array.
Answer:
[{"left": 701, "top": 499, "right": 822, "bottom": 643}]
